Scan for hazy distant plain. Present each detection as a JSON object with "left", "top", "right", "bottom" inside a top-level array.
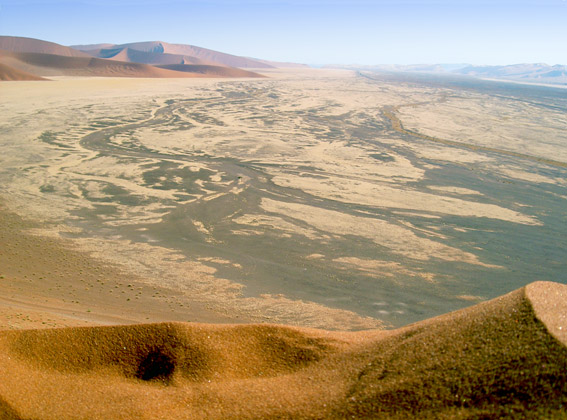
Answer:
[{"left": 1, "top": 69, "right": 566, "bottom": 329}]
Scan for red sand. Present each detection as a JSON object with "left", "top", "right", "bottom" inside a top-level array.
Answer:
[
  {"left": 0, "top": 50, "right": 264, "bottom": 80},
  {"left": 0, "top": 36, "right": 91, "bottom": 57},
  {"left": 157, "top": 64, "right": 266, "bottom": 77},
  {"left": 85, "top": 41, "right": 276, "bottom": 68},
  {"left": 0, "top": 62, "right": 46, "bottom": 81}
]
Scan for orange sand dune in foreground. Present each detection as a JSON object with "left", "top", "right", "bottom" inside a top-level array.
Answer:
[{"left": 1, "top": 281, "right": 566, "bottom": 419}]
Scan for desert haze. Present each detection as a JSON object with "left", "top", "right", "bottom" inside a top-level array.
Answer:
[{"left": 1, "top": 35, "right": 567, "bottom": 419}]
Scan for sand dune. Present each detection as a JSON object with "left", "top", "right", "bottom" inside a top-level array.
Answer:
[
  {"left": 0, "top": 37, "right": 267, "bottom": 79},
  {"left": 0, "top": 62, "right": 46, "bottom": 81},
  {"left": 0, "top": 36, "right": 90, "bottom": 57},
  {"left": 0, "top": 50, "right": 199, "bottom": 78},
  {"left": 77, "top": 41, "right": 276, "bottom": 68},
  {"left": 252, "top": 57, "right": 310, "bottom": 69},
  {"left": 93, "top": 46, "right": 213, "bottom": 65},
  {"left": 0, "top": 51, "right": 261, "bottom": 78},
  {"left": 0, "top": 281, "right": 565, "bottom": 419},
  {"left": 157, "top": 64, "right": 266, "bottom": 78}
]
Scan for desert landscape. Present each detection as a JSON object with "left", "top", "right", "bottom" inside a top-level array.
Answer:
[{"left": 1, "top": 33, "right": 567, "bottom": 418}]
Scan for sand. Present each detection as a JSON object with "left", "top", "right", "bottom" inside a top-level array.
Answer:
[
  {"left": 1, "top": 70, "right": 566, "bottom": 329},
  {"left": 0, "top": 279, "right": 565, "bottom": 419},
  {"left": 0, "top": 36, "right": 266, "bottom": 80},
  {"left": 0, "top": 62, "right": 46, "bottom": 81},
  {"left": 83, "top": 40, "right": 276, "bottom": 68},
  {"left": 0, "top": 203, "right": 239, "bottom": 330},
  {"left": 0, "top": 36, "right": 91, "bottom": 57},
  {"left": 0, "top": 51, "right": 224, "bottom": 79},
  {"left": 0, "top": 37, "right": 268, "bottom": 80},
  {"left": 1, "top": 202, "right": 566, "bottom": 418},
  {"left": 0, "top": 67, "right": 566, "bottom": 418},
  {"left": 157, "top": 64, "right": 266, "bottom": 78}
]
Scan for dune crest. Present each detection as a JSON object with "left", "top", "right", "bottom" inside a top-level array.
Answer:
[
  {"left": 0, "top": 36, "right": 90, "bottom": 57},
  {"left": 1, "top": 281, "right": 566, "bottom": 419},
  {"left": 0, "top": 50, "right": 263, "bottom": 79},
  {"left": 77, "top": 40, "right": 276, "bottom": 69}
]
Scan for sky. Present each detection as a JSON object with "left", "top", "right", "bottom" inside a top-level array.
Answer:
[{"left": 0, "top": 0, "right": 565, "bottom": 66}]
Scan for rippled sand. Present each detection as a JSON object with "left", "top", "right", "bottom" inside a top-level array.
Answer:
[{"left": 1, "top": 69, "right": 566, "bottom": 329}]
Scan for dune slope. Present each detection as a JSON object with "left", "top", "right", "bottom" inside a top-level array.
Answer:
[
  {"left": 0, "top": 51, "right": 208, "bottom": 78},
  {"left": 0, "top": 36, "right": 90, "bottom": 57},
  {"left": 157, "top": 64, "right": 266, "bottom": 78},
  {"left": 93, "top": 46, "right": 213, "bottom": 65},
  {"left": 0, "top": 62, "right": 46, "bottom": 81},
  {"left": 0, "top": 281, "right": 565, "bottom": 419},
  {"left": 0, "top": 50, "right": 264, "bottom": 79},
  {"left": 81, "top": 41, "right": 275, "bottom": 69}
]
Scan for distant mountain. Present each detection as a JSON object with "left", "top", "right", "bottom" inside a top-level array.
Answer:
[
  {"left": 327, "top": 62, "right": 567, "bottom": 86},
  {"left": 323, "top": 63, "right": 467, "bottom": 73},
  {"left": 0, "top": 36, "right": 265, "bottom": 80},
  {"left": 454, "top": 63, "right": 567, "bottom": 84}
]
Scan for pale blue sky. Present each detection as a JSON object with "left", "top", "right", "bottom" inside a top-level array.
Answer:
[{"left": 0, "top": 0, "right": 565, "bottom": 65}]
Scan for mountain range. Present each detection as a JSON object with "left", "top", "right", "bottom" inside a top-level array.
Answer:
[
  {"left": 328, "top": 62, "right": 567, "bottom": 86},
  {"left": 0, "top": 36, "right": 307, "bottom": 81}
]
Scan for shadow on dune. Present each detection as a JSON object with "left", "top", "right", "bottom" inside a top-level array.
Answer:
[
  {"left": 336, "top": 282, "right": 567, "bottom": 419},
  {"left": 0, "top": 397, "right": 23, "bottom": 420},
  {"left": 0, "top": 281, "right": 566, "bottom": 419}
]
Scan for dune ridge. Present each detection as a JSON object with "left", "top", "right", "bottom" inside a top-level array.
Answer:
[
  {"left": 0, "top": 50, "right": 264, "bottom": 79},
  {"left": 0, "top": 36, "right": 90, "bottom": 57},
  {"left": 1, "top": 281, "right": 565, "bottom": 419},
  {"left": 94, "top": 46, "right": 210, "bottom": 66},
  {"left": 0, "top": 50, "right": 207, "bottom": 78},
  {"left": 0, "top": 37, "right": 266, "bottom": 79},
  {"left": 77, "top": 40, "right": 276, "bottom": 69}
]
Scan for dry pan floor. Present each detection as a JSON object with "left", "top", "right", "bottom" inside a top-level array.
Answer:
[{"left": 1, "top": 281, "right": 566, "bottom": 419}]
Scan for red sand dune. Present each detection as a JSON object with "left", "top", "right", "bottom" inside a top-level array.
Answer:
[
  {"left": 0, "top": 36, "right": 90, "bottom": 57},
  {"left": 77, "top": 41, "right": 276, "bottom": 69},
  {"left": 94, "top": 46, "right": 213, "bottom": 66},
  {"left": 157, "top": 64, "right": 266, "bottom": 78},
  {"left": 0, "top": 50, "right": 203, "bottom": 78},
  {"left": 0, "top": 50, "right": 262, "bottom": 79},
  {"left": 0, "top": 37, "right": 266, "bottom": 79},
  {"left": 0, "top": 281, "right": 565, "bottom": 419},
  {"left": 0, "top": 62, "right": 46, "bottom": 81},
  {"left": 253, "top": 58, "right": 310, "bottom": 69}
]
